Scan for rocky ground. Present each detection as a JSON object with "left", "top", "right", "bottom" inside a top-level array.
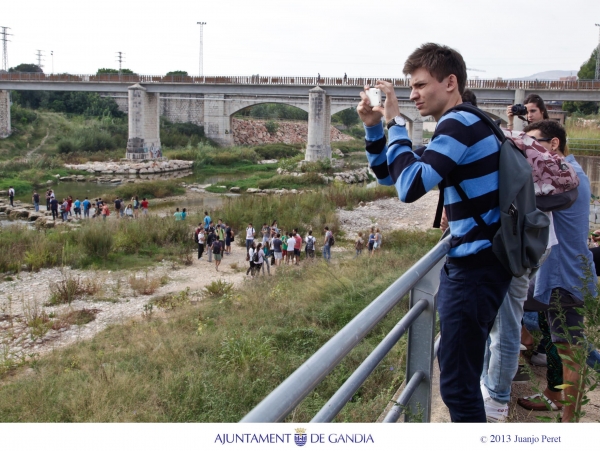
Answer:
[
  {"left": 63, "top": 159, "right": 194, "bottom": 175},
  {"left": 337, "top": 191, "right": 439, "bottom": 236},
  {"left": 0, "top": 244, "right": 252, "bottom": 363},
  {"left": 233, "top": 118, "right": 353, "bottom": 145}
]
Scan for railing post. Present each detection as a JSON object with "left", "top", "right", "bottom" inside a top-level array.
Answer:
[{"left": 403, "top": 256, "right": 445, "bottom": 422}]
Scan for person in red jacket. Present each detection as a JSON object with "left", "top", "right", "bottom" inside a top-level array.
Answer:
[{"left": 141, "top": 198, "right": 149, "bottom": 216}]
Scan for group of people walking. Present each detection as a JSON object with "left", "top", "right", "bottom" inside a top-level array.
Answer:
[
  {"left": 193, "top": 212, "right": 235, "bottom": 272},
  {"left": 354, "top": 227, "right": 383, "bottom": 257},
  {"left": 193, "top": 214, "right": 338, "bottom": 274},
  {"left": 30, "top": 189, "right": 150, "bottom": 221}
]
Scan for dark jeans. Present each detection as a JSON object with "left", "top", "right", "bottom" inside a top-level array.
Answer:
[
  {"left": 198, "top": 243, "right": 204, "bottom": 259},
  {"left": 437, "top": 254, "right": 511, "bottom": 422},
  {"left": 51, "top": 209, "right": 58, "bottom": 220}
]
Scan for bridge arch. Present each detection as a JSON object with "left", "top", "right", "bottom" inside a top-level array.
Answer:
[{"left": 227, "top": 98, "right": 310, "bottom": 117}]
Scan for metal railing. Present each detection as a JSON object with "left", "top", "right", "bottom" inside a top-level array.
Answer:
[
  {"left": 240, "top": 236, "right": 452, "bottom": 423},
  {"left": 2, "top": 72, "right": 600, "bottom": 90},
  {"left": 568, "top": 138, "right": 600, "bottom": 154}
]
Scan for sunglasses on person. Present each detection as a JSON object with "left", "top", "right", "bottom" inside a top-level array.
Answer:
[{"left": 526, "top": 135, "right": 552, "bottom": 143}]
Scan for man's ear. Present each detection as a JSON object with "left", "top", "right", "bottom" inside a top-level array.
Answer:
[
  {"left": 446, "top": 74, "right": 458, "bottom": 93},
  {"left": 551, "top": 137, "right": 560, "bottom": 152}
]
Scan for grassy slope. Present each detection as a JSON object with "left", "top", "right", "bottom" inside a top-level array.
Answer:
[{"left": 0, "top": 229, "right": 441, "bottom": 422}]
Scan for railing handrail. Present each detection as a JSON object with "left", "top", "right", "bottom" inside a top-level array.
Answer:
[
  {"left": 240, "top": 236, "right": 452, "bottom": 423},
  {"left": 2, "top": 72, "right": 600, "bottom": 90}
]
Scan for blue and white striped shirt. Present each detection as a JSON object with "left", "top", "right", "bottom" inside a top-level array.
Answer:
[{"left": 365, "top": 108, "right": 501, "bottom": 257}]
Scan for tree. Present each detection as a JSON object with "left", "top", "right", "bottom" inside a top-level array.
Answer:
[
  {"left": 562, "top": 48, "right": 599, "bottom": 115},
  {"left": 96, "top": 68, "right": 135, "bottom": 75},
  {"left": 8, "top": 63, "right": 43, "bottom": 73},
  {"left": 333, "top": 108, "right": 360, "bottom": 128},
  {"left": 166, "top": 70, "right": 188, "bottom": 76}
]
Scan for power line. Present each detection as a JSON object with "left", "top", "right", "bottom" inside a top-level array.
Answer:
[
  {"left": 116, "top": 51, "right": 125, "bottom": 75},
  {"left": 35, "top": 49, "right": 44, "bottom": 70},
  {"left": 0, "top": 26, "right": 11, "bottom": 71},
  {"left": 197, "top": 22, "right": 206, "bottom": 76}
]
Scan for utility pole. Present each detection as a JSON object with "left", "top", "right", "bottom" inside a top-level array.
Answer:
[
  {"left": 595, "top": 24, "right": 600, "bottom": 80},
  {"left": 197, "top": 21, "right": 207, "bottom": 76},
  {"left": 35, "top": 50, "right": 44, "bottom": 70},
  {"left": 1, "top": 26, "right": 11, "bottom": 71},
  {"left": 116, "top": 51, "right": 125, "bottom": 77},
  {"left": 51, "top": 50, "right": 54, "bottom": 74}
]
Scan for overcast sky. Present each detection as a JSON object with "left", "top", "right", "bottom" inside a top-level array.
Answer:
[{"left": 2, "top": 0, "right": 599, "bottom": 79}]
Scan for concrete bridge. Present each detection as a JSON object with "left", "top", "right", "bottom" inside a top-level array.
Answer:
[{"left": 1, "top": 73, "right": 599, "bottom": 160}]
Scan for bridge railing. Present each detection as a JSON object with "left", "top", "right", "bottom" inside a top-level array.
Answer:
[
  {"left": 2, "top": 72, "right": 600, "bottom": 90},
  {"left": 240, "top": 236, "right": 451, "bottom": 423},
  {"left": 568, "top": 138, "right": 600, "bottom": 154}
]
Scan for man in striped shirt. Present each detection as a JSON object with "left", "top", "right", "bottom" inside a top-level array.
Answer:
[{"left": 357, "top": 43, "right": 512, "bottom": 422}]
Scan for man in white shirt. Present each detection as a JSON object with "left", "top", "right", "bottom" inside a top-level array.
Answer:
[
  {"left": 286, "top": 234, "right": 296, "bottom": 265},
  {"left": 245, "top": 223, "right": 255, "bottom": 252},
  {"left": 8, "top": 186, "right": 15, "bottom": 207}
]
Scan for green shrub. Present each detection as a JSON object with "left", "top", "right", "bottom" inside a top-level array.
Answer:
[
  {"left": 57, "top": 138, "right": 77, "bottom": 154},
  {"left": 78, "top": 223, "right": 114, "bottom": 259},
  {"left": 253, "top": 143, "right": 302, "bottom": 160},
  {"left": 11, "top": 105, "right": 38, "bottom": 124},
  {"left": 0, "top": 226, "right": 66, "bottom": 272},
  {"left": 161, "top": 118, "right": 206, "bottom": 148},
  {"left": 203, "top": 279, "right": 234, "bottom": 297},
  {"left": 256, "top": 173, "right": 326, "bottom": 189},
  {"left": 300, "top": 159, "right": 332, "bottom": 173},
  {"left": 76, "top": 128, "right": 117, "bottom": 152},
  {"left": 334, "top": 141, "right": 366, "bottom": 154},
  {"left": 0, "top": 177, "right": 33, "bottom": 193},
  {"left": 264, "top": 120, "right": 279, "bottom": 135},
  {"left": 347, "top": 126, "right": 366, "bottom": 140},
  {"left": 219, "top": 333, "right": 275, "bottom": 369},
  {"left": 278, "top": 154, "right": 304, "bottom": 172}
]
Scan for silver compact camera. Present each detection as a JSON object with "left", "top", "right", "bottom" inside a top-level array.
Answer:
[{"left": 366, "top": 88, "right": 382, "bottom": 108}]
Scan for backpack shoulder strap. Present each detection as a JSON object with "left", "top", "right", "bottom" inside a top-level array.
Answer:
[{"left": 450, "top": 103, "right": 506, "bottom": 144}]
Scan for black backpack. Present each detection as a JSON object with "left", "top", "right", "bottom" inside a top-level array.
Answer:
[
  {"left": 306, "top": 236, "right": 315, "bottom": 251},
  {"left": 435, "top": 104, "right": 549, "bottom": 277},
  {"left": 329, "top": 234, "right": 335, "bottom": 247},
  {"left": 252, "top": 250, "right": 260, "bottom": 263}
]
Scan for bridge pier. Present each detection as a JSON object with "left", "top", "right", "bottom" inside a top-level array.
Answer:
[
  {"left": 204, "top": 94, "right": 234, "bottom": 146},
  {"left": 513, "top": 89, "right": 526, "bottom": 132},
  {"left": 306, "top": 86, "right": 332, "bottom": 161},
  {"left": 126, "top": 84, "right": 162, "bottom": 159},
  {"left": 0, "top": 90, "right": 11, "bottom": 138},
  {"left": 408, "top": 118, "right": 424, "bottom": 148}
]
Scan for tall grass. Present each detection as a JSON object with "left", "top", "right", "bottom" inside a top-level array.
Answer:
[
  {"left": 0, "top": 217, "right": 192, "bottom": 273},
  {"left": 0, "top": 230, "right": 440, "bottom": 422},
  {"left": 565, "top": 116, "right": 600, "bottom": 140},
  {"left": 212, "top": 184, "right": 397, "bottom": 238}
]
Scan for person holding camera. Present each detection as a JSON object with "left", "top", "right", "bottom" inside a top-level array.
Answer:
[
  {"left": 358, "top": 43, "right": 511, "bottom": 423},
  {"left": 506, "top": 94, "right": 549, "bottom": 130}
]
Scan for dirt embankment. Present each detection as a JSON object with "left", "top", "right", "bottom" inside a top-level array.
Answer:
[{"left": 232, "top": 118, "right": 353, "bottom": 146}]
